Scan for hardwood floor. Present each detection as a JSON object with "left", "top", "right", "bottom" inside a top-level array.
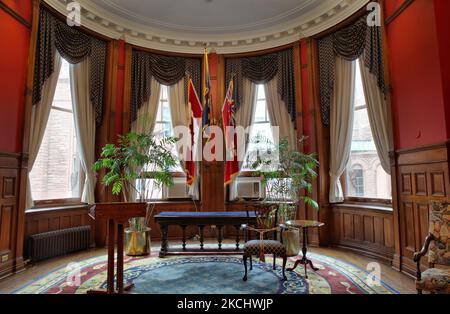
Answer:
[{"left": 0, "top": 240, "right": 415, "bottom": 294}]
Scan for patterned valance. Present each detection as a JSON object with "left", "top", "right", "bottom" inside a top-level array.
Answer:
[
  {"left": 130, "top": 50, "right": 201, "bottom": 123},
  {"left": 32, "top": 8, "right": 107, "bottom": 126},
  {"left": 318, "top": 16, "right": 385, "bottom": 125},
  {"left": 225, "top": 48, "right": 296, "bottom": 125}
]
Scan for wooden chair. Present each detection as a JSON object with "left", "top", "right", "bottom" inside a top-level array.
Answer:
[
  {"left": 413, "top": 201, "right": 449, "bottom": 294},
  {"left": 241, "top": 204, "right": 287, "bottom": 281}
]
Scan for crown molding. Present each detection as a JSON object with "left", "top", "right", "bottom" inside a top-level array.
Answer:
[{"left": 44, "top": 0, "right": 370, "bottom": 54}]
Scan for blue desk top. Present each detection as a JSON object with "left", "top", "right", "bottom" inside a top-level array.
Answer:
[{"left": 155, "top": 211, "right": 256, "bottom": 218}]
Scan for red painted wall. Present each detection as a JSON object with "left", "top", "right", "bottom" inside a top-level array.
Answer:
[
  {"left": 385, "top": 0, "right": 448, "bottom": 149},
  {"left": 0, "top": 3, "right": 32, "bottom": 153},
  {"left": 114, "top": 40, "right": 126, "bottom": 142},
  {"left": 433, "top": 0, "right": 450, "bottom": 139}
]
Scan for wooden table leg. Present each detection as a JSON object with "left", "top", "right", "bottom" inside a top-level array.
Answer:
[
  {"left": 181, "top": 225, "right": 187, "bottom": 251},
  {"left": 199, "top": 225, "right": 205, "bottom": 250},
  {"left": 107, "top": 218, "right": 115, "bottom": 294},
  {"left": 287, "top": 227, "right": 320, "bottom": 279},
  {"left": 159, "top": 224, "right": 169, "bottom": 258},
  {"left": 235, "top": 225, "right": 240, "bottom": 250},
  {"left": 117, "top": 223, "right": 124, "bottom": 293},
  {"left": 217, "top": 226, "right": 223, "bottom": 250}
]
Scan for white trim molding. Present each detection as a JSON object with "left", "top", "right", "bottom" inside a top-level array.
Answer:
[{"left": 45, "top": 0, "right": 370, "bottom": 54}]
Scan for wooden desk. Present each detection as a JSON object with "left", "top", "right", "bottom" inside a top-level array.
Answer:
[
  {"left": 88, "top": 202, "right": 147, "bottom": 294},
  {"left": 154, "top": 211, "right": 257, "bottom": 257}
]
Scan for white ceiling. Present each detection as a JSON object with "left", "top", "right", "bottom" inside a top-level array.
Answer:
[
  {"left": 45, "top": 0, "right": 370, "bottom": 53},
  {"left": 92, "top": 0, "right": 322, "bottom": 34}
]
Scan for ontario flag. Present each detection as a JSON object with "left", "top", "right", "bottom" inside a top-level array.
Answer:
[
  {"left": 186, "top": 78, "right": 202, "bottom": 187},
  {"left": 222, "top": 79, "right": 240, "bottom": 186}
]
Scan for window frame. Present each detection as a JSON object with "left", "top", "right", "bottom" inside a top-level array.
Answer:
[
  {"left": 342, "top": 67, "right": 392, "bottom": 205},
  {"left": 30, "top": 60, "right": 84, "bottom": 208},
  {"left": 240, "top": 84, "right": 274, "bottom": 175},
  {"left": 139, "top": 85, "right": 189, "bottom": 201}
]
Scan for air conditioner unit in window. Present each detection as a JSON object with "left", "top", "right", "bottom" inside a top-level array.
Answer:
[
  {"left": 235, "top": 177, "right": 265, "bottom": 200},
  {"left": 163, "top": 177, "right": 189, "bottom": 199}
]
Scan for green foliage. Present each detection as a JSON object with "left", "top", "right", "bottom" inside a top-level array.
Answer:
[
  {"left": 249, "top": 136, "right": 319, "bottom": 222},
  {"left": 92, "top": 132, "right": 179, "bottom": 231}
]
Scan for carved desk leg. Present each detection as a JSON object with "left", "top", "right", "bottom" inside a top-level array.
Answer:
[
  {"left": 199, "top": 225, "right": 205, "bottom": 250},
  {"left": 159, "top": 224, "right": 169, "bottom": 258},
  {"left": 235, "top": 225, "right": 241, "bottom": 250},
  {"left": 217, "top": 225, "right": 223, "bottom": 250},
  {"left": 181, "top": 225, "right": 187, "bottom": 251}
]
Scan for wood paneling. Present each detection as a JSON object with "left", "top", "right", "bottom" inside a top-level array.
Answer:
[
  {"left": 0, "top": 152, "right": 22, "bottom": 279},
  {"left": 24, "top": 205, "right": 95, "bottom": 254},
  {"left": 395, "top": 141, "right": 450, "bottom": 275},
  {"left": 330, "top": 204, "right": 395, "bottom": 262}
]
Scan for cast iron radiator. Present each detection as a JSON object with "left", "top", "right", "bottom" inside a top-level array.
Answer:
[{"left": 27, "top": 226, "right": 91, "bottom": 263}]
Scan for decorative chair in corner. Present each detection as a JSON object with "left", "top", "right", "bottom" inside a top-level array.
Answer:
[
  {"left": 413, "top": 201, "right": 449, "bottom": 294},
  {"left": 241, "top": 204, "right": 287, "bottom": 282}
]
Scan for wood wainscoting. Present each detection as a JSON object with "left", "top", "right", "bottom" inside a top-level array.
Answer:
[
  {"left": 24, "top": 205, "right": 95, "bottom": 256},
  {"left": 395, "top": 141, "right": 450, "bottom": 276},
  {"left": 329, "top": 204, "right": 395, "bottom": 263},
  {"left": 0, "top": 152, "right": 26, "bottom": 279}
]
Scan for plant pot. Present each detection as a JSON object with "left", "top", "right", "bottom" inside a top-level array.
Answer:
[
  {"left": 125, "top": 227, "right": 151, "bottom": 256},
  {"left": 279, "top": 228, "right": 300, "bottom": 257}
]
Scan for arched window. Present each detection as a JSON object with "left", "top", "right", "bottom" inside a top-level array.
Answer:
[{"left": 350, "top": 165, "right": 364, "bottom": 197}]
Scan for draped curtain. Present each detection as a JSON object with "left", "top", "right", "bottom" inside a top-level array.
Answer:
[
  {"left": 32, "top": 8, "right": 107, "bottom": 126},
  {"left": 27, "top": 51, "right": 62, "bottom": 209},
  {"left": 229, "top": 79, "right": 257, "bottom": 201},
  {"left": 130, "top": 50, "right": 201, "bottom": 124},
  {"left": 318, "top": 16, "right": 385, "bottom": 126},
  {"left": 168, "top": 80, "right": 200, "bottom": 200},
  {"left": 131, "top": 77, "right": 161, "bottom": 135},
  {"left": 129, "top": 78, "right": 161, "bottom": 202},
  {"left": 225, "top": 48, "right": 296, "bottom": 126},
  {"left": 70, "top": 58, "right": 96, "bottom": 204},
  {"left": 318, "top": 16, "right": 392, "bottom": 202},
  {"left": 130, "top": 50, "right": 202, "bottom": 200},
  {"left": 329, "top": 57, "right": 356, "bottom": 203},
  {"left": 359, "top": 57, "right": 392, "bottom": 174},
  {"left": 264, "top": 77, "right": 297, "bottom": 150}
]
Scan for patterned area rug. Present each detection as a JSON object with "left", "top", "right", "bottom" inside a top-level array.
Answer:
[{"left": 13, "top": 253, "right": 398, "bottom": 294}]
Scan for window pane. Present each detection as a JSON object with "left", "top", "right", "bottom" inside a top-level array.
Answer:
[
  {"left": 29, "top": 59, "right": 80, "bottom": 201},
  {"left": 254, "top": 100, "right": 267, "bottom": 122},
  {"left": 346, "top": 62, "right": 391, "bottom": 200},
  {"left": 257, "top": 84, "right": 265, "bottom": 100},
  {"left": 135, "top": 179, "right": 163, "bottom": 200},
  {"left": 151, "top": 85, "right": 182, "bottom": 173},
  {"left": 52, "top": 61, "right": 72, "bottom": 110},
  {"left": 243, "top": 85, "right": 274, "bottom": 170}
]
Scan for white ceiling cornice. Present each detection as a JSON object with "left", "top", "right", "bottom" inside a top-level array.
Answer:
[{"left": 44, "top": 0, "right": 370, "bottom": 54}]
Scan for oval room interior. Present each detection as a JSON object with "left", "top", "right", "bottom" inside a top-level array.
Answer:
[{"left": 0, "top": 0, "right": 449, "bottom": 298}]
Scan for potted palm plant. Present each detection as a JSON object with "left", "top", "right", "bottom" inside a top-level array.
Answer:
[
  {"left": 93, "top": 132, "right": 178, "bottom": 256},
  {"left": 249, "top": 136, "right": 319, "bottom": 256}
]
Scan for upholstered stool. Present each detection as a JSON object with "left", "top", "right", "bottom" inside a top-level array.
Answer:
[{"left": 243, "top": 240, "right": 287, "bottom": 281}]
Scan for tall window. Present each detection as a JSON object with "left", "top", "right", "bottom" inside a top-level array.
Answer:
[
  {"left": 139, "top": 85, "right": 185, "bottom": 200},
  {"left": 243, "top": 84, "right": 274, "bottom": 170},
  {"left": 29, "top": 59, "right": 81, "bottom": 203},
  {"left": 345, "top": 62, "right": 391, "bottom": 200},
  {"left": 153, "top": 85, "right": 172, "bottom": 140}
]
